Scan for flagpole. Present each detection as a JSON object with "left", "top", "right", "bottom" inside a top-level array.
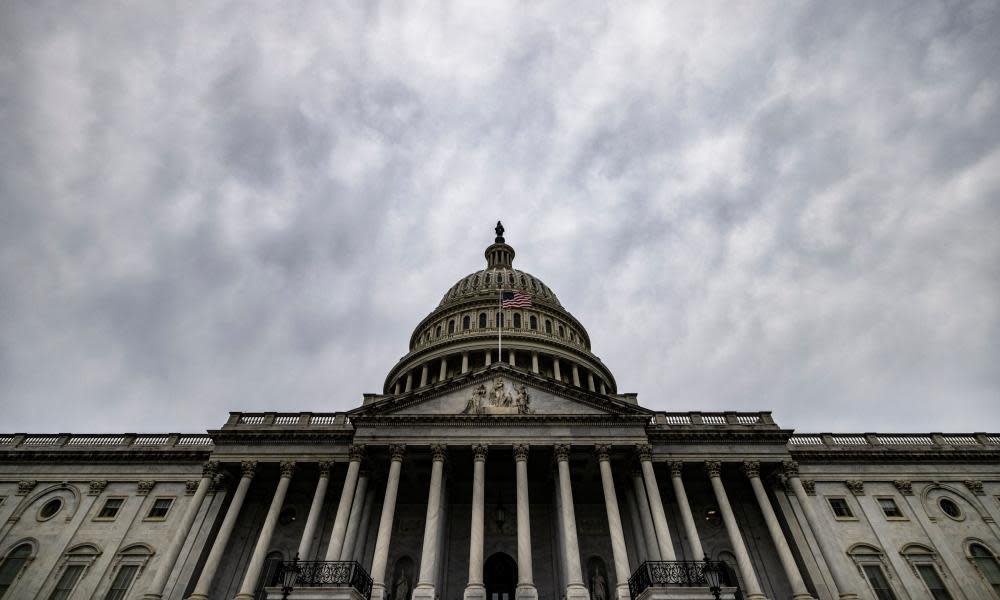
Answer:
[{"left": 498, "top": 291, "right": 502, "bottom": 362}]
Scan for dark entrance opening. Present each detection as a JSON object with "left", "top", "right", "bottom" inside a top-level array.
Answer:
[{"left": 485, "top": 552, "right": 517, "bottom": 600}]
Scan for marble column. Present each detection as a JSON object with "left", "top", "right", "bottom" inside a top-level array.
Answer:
[
  {"left": 485, "top": 350, "right": 492, "bottom": 366},
  {"left": 553, "top": 471, "right": 568, "bottom": 590},
  {"left": 188, "top": 461, "right": 255, "bottom": 600},
  {"left": 371, "top": 445, "right": 406, "bottom": 600},
  {"left": 509, "top": 350, "right": 516, "bottom": 366},
  {"left": 405, "top": 373, "right": 413, "bottom": 393},
  {"left": 572, "top": 365, "right": 581, "bottom": 387},
  {"left": 464, "top": 444, "right": 488, "bottom": 600},
  {"left": 704, "top": 461, "right": 765, "bottom": 600},
  {"left": 420, "top": 364, "right": 429, "bottom": 387},
  {"left": 144, "top": 461, "right": 218, "bottom": 600},
  {"left": 623, "top": 486, "right": 647, "bottom": 567},
  {"left": 744, "top": 462, "right": 813, "bottom": 599},
  {"left": 636, "top": 445, "right": 675, "bottom": 560},
  {"left": 514, "top": 444, "right": 538, "bottom": 600},
  {"left": 554, "top": 444, "right": 590, "bottom": 600},
  {"left": 531, "top": 352, "right": 539, "bottom": 373},
  {"left": 325, "top": 445, "right": 366, "bottom": 560},
  {"left": 595, "top": 445, "right": 631, "bottom": 600},
  {"left": 413, "top": 444, "right": 447, "bottom": 600},
  {"left": 667, "top": 462, "right": 704, "bottom": 561},
  {"left": 352, "top": 486, "right": 377, "bottom": 563},
  {"left": 553, "top": 358, "right": 562, "bottom": 381},
  {"left": 587, "top": 373, "right": 596, "bottom": 392},
  {"left": 782, "top": 461, "right": 859, "bottom": 600},
  {"left": 340, "top": 470, "right": 370, "bottom": 559},
  {"left": 462, "top": 352, "right": 469, "bottom": 373},
  {"left": 394, "top": 381, "right": 401, "bottom": 395},
  {"left": 631, "top": 465, "right": 660, "bottom": 561},
  {"left": 297, "top": 461, "right": 333, "bottom": 560},
  {"left": 439, "top": 358, "right": 448, "bottom": 382},
  {"left": 234, "top": 461, "right": 296, "bottom": 600}
]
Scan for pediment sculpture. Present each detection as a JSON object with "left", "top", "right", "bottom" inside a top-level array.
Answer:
[{"left": 463, "top": 377, "right": 534, "bottom": 415}]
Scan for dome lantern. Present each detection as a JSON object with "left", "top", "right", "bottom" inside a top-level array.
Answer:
[{"left": 485, "top": 221, "right": 514, "bottom": 269}]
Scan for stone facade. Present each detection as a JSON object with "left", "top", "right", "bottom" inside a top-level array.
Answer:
[{"left": 1, "top": 227, "right": 998, "bottom": 600}]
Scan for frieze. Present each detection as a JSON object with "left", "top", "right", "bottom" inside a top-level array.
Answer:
[{"left": 463, "top": 377, "right": 534, "bottom": 415}]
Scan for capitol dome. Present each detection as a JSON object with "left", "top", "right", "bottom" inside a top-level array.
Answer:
[{"left": 383, "top": 223, "right": 617, "bottom": 397}]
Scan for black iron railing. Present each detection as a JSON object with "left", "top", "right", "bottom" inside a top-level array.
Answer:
[
  {"left": 628, "top": 561, "right": 742, "bottom": 600},
  {"left": 273, "top": 560, "right": 373, "bottom": 600}
]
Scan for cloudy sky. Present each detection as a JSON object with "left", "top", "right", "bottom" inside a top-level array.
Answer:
[{"left": 1, "top": 2, "right": 998, "bottom": 434}]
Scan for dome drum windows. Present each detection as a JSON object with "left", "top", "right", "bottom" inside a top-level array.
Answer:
[
  {"left": 529, "top": 315, "right": 537, "bottom": 330},
  {"left": 545, "top": 320, "right": 552, "bottom": 334},
  {"left": 513, "top": 313, "right": 521, "bottom": 329},
  {"left": 448, "top": 320, "right": 456, "bottom": 335},
  {"left": 462, "top": 316, "right": 470, "bottom": 331},
  {"left": 479, "top": 313, "right": 487, "bottom": 329}
]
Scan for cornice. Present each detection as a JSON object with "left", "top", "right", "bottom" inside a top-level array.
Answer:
[
  {"left": 207, "top": 430, "right": 355, "bottom": 446},
  {"left": 352, "top": 414, "right": 651, "bottom": 427},
  {"left": 0, "top": 450, "right": 212, "bottom": 464},
  {"left": 791, "top": 448, "right": 1000, "bottom": 464},
  {"left": 646, "top": 428, "right": 795, "bottom": 445}
]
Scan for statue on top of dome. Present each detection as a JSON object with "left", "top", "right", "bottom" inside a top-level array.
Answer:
[{"left": 495, "top": 220, "right": 505, "bottom": 243}]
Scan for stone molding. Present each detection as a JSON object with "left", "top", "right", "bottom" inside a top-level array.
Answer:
[
  {"left": 16, "top": 480, "right": 37, "bottom": 496},
  {"left": 963, "top": 480, "right": 985, "bottom": 496},
  {"left": 704, "top": 460, "right": 722, "bottom": 478},
  {"left": 137, "top": 481, "right": 155, "bottom": 495},
  {"left": 893, "top": 480, "right": 914, "bottom": 496},
  {"left": 845, "top": 480, "right": 865, "bottom": 496},
  {"left": 513, "top": 444, "right": 529, "bottom": 462},
  {"left": 88, "top": 480, "right": 108, "bottom": 496},
  {"left": 743, "top": 460, "right": 761, "bottom": 479}
]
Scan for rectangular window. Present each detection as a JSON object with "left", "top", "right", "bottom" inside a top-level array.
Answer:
[
  {"left": 828, "top": 497, "right": 854, "bottom": 518},
  {"left": 877, "top": 497, "right": 904, "bottom": 518},
  {"left": 146, "top": 498, "right": 173, "bottom": 519},
  {"left": 48, "top": 564, "right": 85, "bottom": 600},
  {"left": 862, "top": 564, "right": 898, "bottom": 600},
  {"left": 97, "top": 498, "right": 124, "bottom": 520},
  {"left": 916, "top": 564, "right": 953, "bottom": 600},
  {"left": 103, "top": 565, "right": 138, "bottom": 600}
]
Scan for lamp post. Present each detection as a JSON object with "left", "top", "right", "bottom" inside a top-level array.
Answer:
[
  {"left": 702, "top": 557, "right": 721, "bottom": 600},
  {"left": 281, "top": 553, "right": 300, "bottom": 600}
]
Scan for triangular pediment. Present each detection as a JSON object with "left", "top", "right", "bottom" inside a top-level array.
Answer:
[{"left": 352, "top": 365, "right": 649, "bottom": 419}]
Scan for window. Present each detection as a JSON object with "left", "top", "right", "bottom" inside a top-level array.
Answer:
[
  {"left": 862, "top": 564, "right": 898, "bottom": 600},
  {"left": 558, "top": 325, "right": 564, "bottom": 337},
  {"left": 38, "top": 498, "right": 63, "bottom": 520},
  {"left": 876, "top": 497, "right": 904, "bottom": 519},
  {"left": 48, "top": 565, "right": 85, "bottom": 600},
  {"left": 969, "top": 543, "right": 1000, "bottom": 595},
  {"left": 827, "top": 497, "right": 854, "bottom": 519},
  {"left": 513, "top": 313, "right": 521, "bottom": 328},
  {"left": 0, "top": 543, "right": 32, "bottom": 598},
  {"left": 529, "top": 315, "right": 537, "bottom": 330},
  {"left": 103, "top": 565, "right": 138, "bottom": 600},
  {"left": 479, "top": 313, "right": 487, "bottom": 328},
  {"left": 97, "top": 498, "right": 125, "bottom": 520},
  {"left": 146, "top": 498, "right": 173, "bottom": 520},
  {"left": 939, "top": 497, "right": 962, "bottom": 520},
  {"left": 545, "top": 320, "right": 552, "bottom": 334},
  {"left": 463, "top": 316, "right": 470, "bottom": 331},
  {"left": 448, "top": 320, "right": 455, "bottom": 334},
  {"left": 485, "top": 273, "right": 491, "bottom": 284},
  {"left": 916, "top": 565, "right": 953, "bottom": 600},
  {"left": 435, "top": 325, "right": 441, "bottom": 338}
]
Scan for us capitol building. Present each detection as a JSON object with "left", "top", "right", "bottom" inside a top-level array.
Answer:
[{"left": 1, "top": 224, "right": 998, "bottom": 600}]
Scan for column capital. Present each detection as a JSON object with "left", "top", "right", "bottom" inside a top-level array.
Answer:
[
  {"left": 554, "top": 444, "right": 571, "bottom": 462},
  {"left": 389, "top": 444, "right": 407, "bottom": 461},
  {"left": 780, "top": 459, "right": 799, "bottom": 478},
  {"left": 635, "top": 443, "right": 653, "bottom": 462},
  {"left": 430, "top": 443, "right": 447, "bottom": 462},
  {"left": 472, "top": 443, "right": 489, "bottom": 461},
  {"left": 241, "top": 460, "right": 258, "bottom": 479},
  {"left": 349, "top": 444, "right": 367, "bottom": 463},
  {"left": 279, "top": 461, "right": 297, "bottom": 478},
  {"left": 512, "top": 443, "right": 529, "bottom": 462},
  {"left": 801, "top": 479, "right": 816, "bottom": 495},
  {"left": 202, "top": 460, "right": 220, "bottom": 479},
  {"left": 318, "top": 461, "right": 334, "bottom": 477},
  {"left": 893, "top": 480, "right": 913, "bottom": 496},
  {"left": 742, "top": 460, "right": 761, "bottom": 479},
  {"left": 845, "top": 480, "right": 864, "bottom": 496},
  {"left": 667, "top": 461, "right": 684, "bottom": 477},
  {"left": 594, "top": 444, "right": 612, "bottom": 462},
  {"left": 704, "top": 460, "right": 722, "bottom": 478},
  {"left": 88, "top": 480, "right": 108, "bottom": 496}
]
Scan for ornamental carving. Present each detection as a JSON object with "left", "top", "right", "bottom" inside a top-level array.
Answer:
[
  {"left": 241, "top": 460, "right": 258, "bottom": 479},
  {"left": 513, "top": 444, "right": 529, "bottom": 462},
  {"left": 781, "top": 460, "right": 800, "bottom": 478},
  {"left": 137, "top": 480, "right": 155, "bottom": 495},
  {"left": 704, "top": 460, "right": 722, "bottom": 478},
  {"left": 594, "top": 444, "right": 611, "bottom": 462},
  {"left": 88, "top": 480, "right": 107, "bottom": 496},
  {"left": 668, "top": 461, "right": 684, "bottom": 477},
  {"left": 185, "top": 481, "right": 199, "bottom": 495},
  {"left": 472, "top": 444, "right": 488, "bottom": 461},
  {"left": 845, "top": 480, "right": 865, "bottom": 495},
  {"left": 801, "top": 479, "right": 816, "bottom": 495},
  {"left": 463, "top": 378, "right": 533, "bottom": 415},
  {"left": 279, "top": 461, "right": 296, "bottom": 478},
  {"left": 554, "top": 444, "right": 571, "bottom": 462},
  {"left": 349, "top": 445, "right": 367, "bottom": 463},
  {"left": 893, "top": 480, "right": 913, "bottom": 496},
  {"left": 317, "top": 461, "right": 333, "bottom": 477},
  {"left": 430, "top": 444, "right": 447, "bottom": 462},
  {"left": 202, "top": 461, "right": 220, "bottom": 479},
  {"left": 635, "top": 444, "right": 653, "bottom": 462},
  {"left": 389, "top": 444, "right": 407, "bottom": 462},
  {"left": 16, "top": 480, "right": 37, "bottom": 496},
  {"left": 743, "top": 461, "right": 761, "bottom": 479},
  {"left": 963, "top": 480, "right": 985, "bottom": 496}
]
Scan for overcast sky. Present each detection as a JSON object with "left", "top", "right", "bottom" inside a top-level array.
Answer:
[{"left": 1, "top": 2, "right": 998, "bottom": 434}]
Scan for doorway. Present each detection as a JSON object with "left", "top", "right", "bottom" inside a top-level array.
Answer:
[{"left": 484, "top": 552, "right": 517, "bottom": 600}]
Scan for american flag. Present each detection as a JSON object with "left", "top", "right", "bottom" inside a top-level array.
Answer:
[{"left": 501, "top": 291, "right": 532, "bottom": 308}]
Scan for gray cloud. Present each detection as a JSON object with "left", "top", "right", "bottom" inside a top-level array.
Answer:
[{"left": 1, "top": 1, "right": 998, "bottom": 433}]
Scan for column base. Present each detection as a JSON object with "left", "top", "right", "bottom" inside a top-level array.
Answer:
[
  {"left": 743, "top": 593, "right": 767, "bottom": 600},
  {"left": 566, "top": 583, "right": 591, "bottom": 600},
  {"left": 516, "top": 583, "right": 538, "bottom": 600},
  {"left": 263, "top": 588, "right": 366, "bottom": 600},
  {"left": 636, "top": 587, "right": 740, "bottom": 600},
  {"left": 412, "top": 583, "right": 436, "bottom": 600},
  {"left": 186, "top": 595, "right": 209, "bottom": 600},
  {"left": 234, "top": 594, "right": 256, "bottom": 600},
  {"left": 464, "top": 584, "right": 487, "bottom": 600},
  {"left": 141, "top": 595, "right": 163, "bottom": 600},
  {"left": 792, "top": 594, "right": 815, "bottom": 600},
  {"left": 614, "top": 582, "right": 630, "bottom": 600},
  {"left": 370, "top": 583, "right": 388, "bottom": 600},
  {"left": 838, "top": 595, "right": 861, "bottom": 600}
]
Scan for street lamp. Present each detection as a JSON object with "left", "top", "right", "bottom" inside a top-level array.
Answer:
[
  {"left": 281, "top": 553, "right": 300, "bottom": 600},
  {"left": 702, "top": 556, "right": 721, "bottom": 600}
]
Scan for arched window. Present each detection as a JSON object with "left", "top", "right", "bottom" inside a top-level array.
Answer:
[
  {"left": 508, "top": 273, "right": 515, "bottom": 285},
  {"left": 49, "top": 544, "right": 101, "bottom": 600},
  {"left": 969, "top": 543, "right": 1000, "bottom": 595},
  {"left": 558, "top": 325, "right": 564, "bottom": 337},
  {"left": 513, "top": 314, "right": 521, "bottom": 328},
  {"left": 462, "top": 316, "right": 470, "bottom": 331},
  {"left": 0, "top": 543, "right": 33, "bottom": 598},
  {"left": 545, "top": 320, "right": 552, "bottom": 334},
  {"left": 485, "top": 273, "right": 492, "bottom": 284},
  {"left": 448, "top": 320, "right": 455, "bottom": 334},
  {"left": 529, "top": 315, "right": 537, "bottom": 330},
  {"left": 901, "top": 544, "right": 953, "bottom": 599},
  {"left": 479, "top": 313, "right": 487, "bottom": 328},
  {"left": 435, "top": 326, "right": 442, "bottom": 338},
  {"left": 848, "top": 544, "right": 898, "bottom": 600},
  {"left": 102, "top": 544, "right": 152, "bottom": 600}
]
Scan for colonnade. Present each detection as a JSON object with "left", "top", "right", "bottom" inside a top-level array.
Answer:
[{"left": 153, "top": 446, "right": 832, "bottom": 600}]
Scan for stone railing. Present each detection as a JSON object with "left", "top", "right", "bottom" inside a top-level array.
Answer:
[
  {"left": 648, "top": 411, "right": 777, "bottom": 428},
  {"left": 0, "top": 433, "right": 213, "bottom": 449},
  {"left": 222, "top": 412, "right": 352, "bottom": 429},
  {"left": 788, "top": 433, "right": 1000, "bottom": 449}
]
